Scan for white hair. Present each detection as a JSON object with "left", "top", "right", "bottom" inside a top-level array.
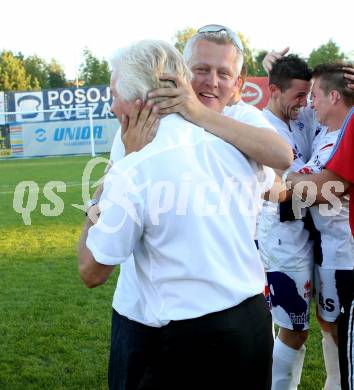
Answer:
[
  {"left": 110, "top": 40, "right": 192, "bottom": 102},
  {"left": 183, "top": 32, "right": 244, "bottom": 75}
]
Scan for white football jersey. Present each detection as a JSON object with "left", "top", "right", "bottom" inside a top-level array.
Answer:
[
  {"left": 291, "top": 105, "right": 325, "bottom": 163},
  {"left": 259, "top": 108, "right": 317, "bottom": 272},
  {"left": 298, "top": 129, "right": 354, "bottom": 269}
]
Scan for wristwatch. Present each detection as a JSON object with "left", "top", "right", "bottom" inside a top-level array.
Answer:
[{"left": 85, "top": 199, "right": 99, "bottom": 216}]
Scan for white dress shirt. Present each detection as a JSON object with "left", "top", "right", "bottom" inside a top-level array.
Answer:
[{"left": 87, "top": 113, "right": 274, "bottom": 327}]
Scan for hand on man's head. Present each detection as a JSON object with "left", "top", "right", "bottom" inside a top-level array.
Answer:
[
  {"left": 147, "top": 73, "right": 205, "bottom": 123},
  {"left": 121, "top": 100, "right": 160, "bottom": 156},
  {"left": 262, "top": 47, "right": 290, "bottom": 74},
  {"left": 343, "top": 66, "right": 354, "bottom": 90}
]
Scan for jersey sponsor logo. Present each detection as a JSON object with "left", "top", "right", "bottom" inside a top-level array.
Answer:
[{"left": 294, "top": 121, "right": 305, "bottom": 131}]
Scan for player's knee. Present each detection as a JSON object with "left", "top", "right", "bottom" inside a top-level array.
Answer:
[
  {"left": 318, "top": 317, "right": 338, "bottom": 345},
  {"left": 329, "top": 323, "right": 338, "bottom": 345},
  {"left": 292, "top": 330, "right": 309, "bottom": 347},
  {"left": 279, "top": 328, "right": 308, "bottom": 349}
]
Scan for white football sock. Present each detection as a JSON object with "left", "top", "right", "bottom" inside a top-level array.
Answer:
[
  {"left": 272, "top": 322, "right": 276, "bottom": 339},
  {"left": 272, "top": 337, "right": 306, "bottom": 390},
  {"left": 321, "top": 330, "right": 341, "bottom": 390}
]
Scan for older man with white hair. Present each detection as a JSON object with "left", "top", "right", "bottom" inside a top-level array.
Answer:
[{"left": 79, "top": 37, "right": 276, "bottom": 389}]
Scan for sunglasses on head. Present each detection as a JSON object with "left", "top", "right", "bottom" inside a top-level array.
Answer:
[{"left": 197, "top": 24, "right": 244, "bottom": 53}]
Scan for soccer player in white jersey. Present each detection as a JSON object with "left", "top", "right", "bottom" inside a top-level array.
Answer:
[
  {"left": 287, "top": 63, "right": 354, "bottom": 390},
  {"left": 257, "top": 54, "right": 325, "bottom": 390}
]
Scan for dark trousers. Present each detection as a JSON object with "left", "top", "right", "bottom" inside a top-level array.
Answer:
[
  {"left": 108, "top": 310, "right": 161, "bottom": 390},
  {"left": 337, "top": 270, "right": 354, "bottom": 390},
  {"left": 139, "top": 294, "right": 273, "bottom": 390}
]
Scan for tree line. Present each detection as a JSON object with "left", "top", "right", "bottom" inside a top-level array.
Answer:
[
  {"left": 0, "top": 48, "right": 110, "bottom": 92},
  {"left": 0, "top": 29, "right": 350, "bottom": 92}
]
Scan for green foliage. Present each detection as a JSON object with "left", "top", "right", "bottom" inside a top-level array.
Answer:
[
  {"left": 23, "top": 55, "right": 50, "bottom": 89},
  {"left": 347, "top": 50, "right": 354, "bottom": 63},
  {"left": 253, "top": 50, "right": 268, "bottom": 76},
  {"left": 47, "top": 59, "right": 67, "bottom": 88},
  {"left": 0, "top": 51, "right": 67, "bottom": 91},
  {"left": 308, "top": 39, "right": 346, "bottom": 68},
  {"left": 0, "top": 51, "right": 32, "bottom": 91},
  {"left": 237, "top": 32, "right": 257, "bottom": 76},
  {"left": 79, "top": 48, "right": 111, "bottom": 87},
  {"left": 174, "top": 27, "right": 197, "bottom": 54}
]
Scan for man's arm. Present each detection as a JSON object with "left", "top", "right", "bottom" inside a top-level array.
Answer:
[
  {"left": 78, "top": 166, "right": 145, "bottom": 288},
  {"left": 262, "top": 173, "right": 289, "bottom": 203},
  {"left": 78, "top": 185, "right": 115, "bottom": 288},
  {"left": 148, "top": 74, "right": 293, "bottom": 170},
  {"left": 78, "top": 217, "right": 115, "bottom": 288},
  {"left": 197, "top": 109, "right": 293, "bottom": 169},
  {"left": 287, "top": 169, "right": 350, "bottom": 203}
]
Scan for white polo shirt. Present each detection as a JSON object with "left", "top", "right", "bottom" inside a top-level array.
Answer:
[{"left": 88, "top": 113, "right": 274, "bottom": 327}]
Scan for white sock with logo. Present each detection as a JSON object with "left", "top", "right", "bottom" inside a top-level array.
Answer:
[
  {"left": 272, "top": 337, "right": 306, "bottom": 390},
  {"left": 322, "top": 330, "right": 341, "bottom": 390}
]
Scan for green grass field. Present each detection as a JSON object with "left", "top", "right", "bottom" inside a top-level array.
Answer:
[{"left": 0, "top": 155, "right": 325, "bottom": 389}]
